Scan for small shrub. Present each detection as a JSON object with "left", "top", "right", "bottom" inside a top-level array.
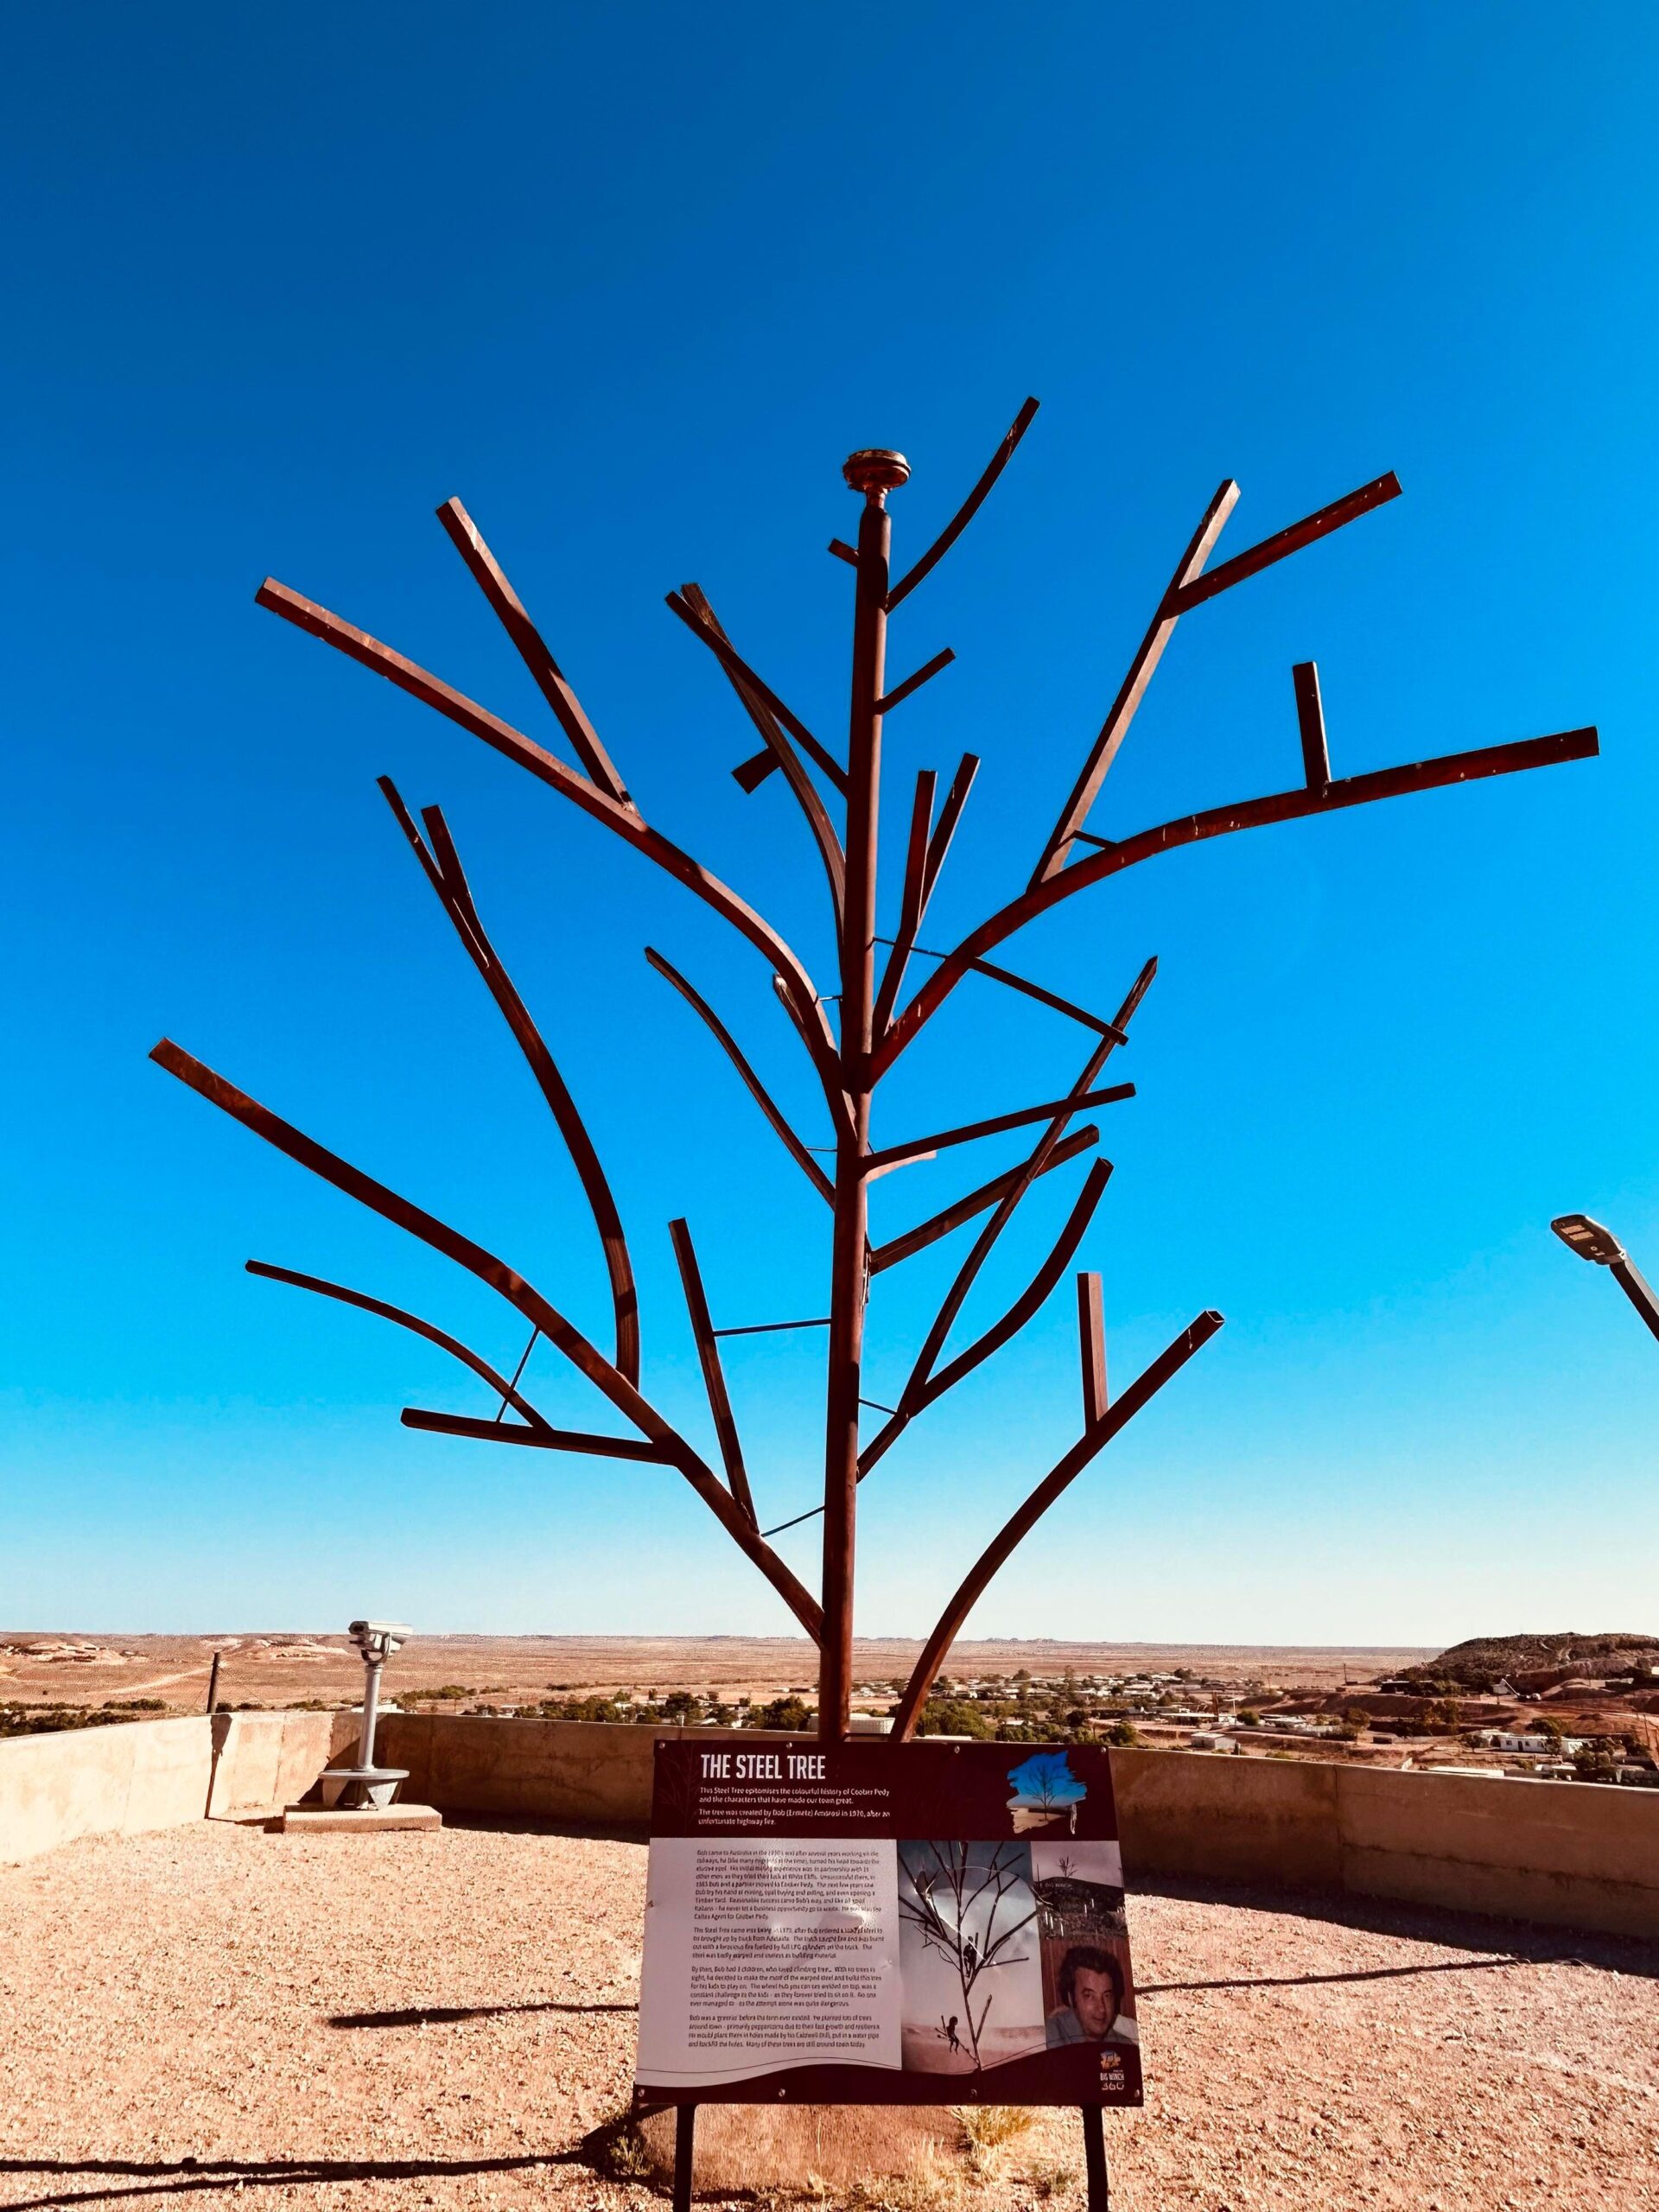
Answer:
[{"left": 1027, "top": 2160, "right": 1076, "bottom": 2200}]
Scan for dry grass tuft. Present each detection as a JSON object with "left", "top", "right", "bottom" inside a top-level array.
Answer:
[
  {"left": 953, "top": 2104, "right": 1035, "bottom": 2183},
  {"left": 1020, "top": 2159, "right": 1077, "bottom": 2201}
]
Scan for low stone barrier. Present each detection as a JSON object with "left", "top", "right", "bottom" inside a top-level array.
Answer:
[
  {"left": 7, "top": 1711, "right": 1656, "bottom": 1941},
  {"left": 0, "top": 1709, "right": 339, "bottom": 1865},
  {"left": 378, "top": 1714, "right": 1659, "bottom": 1942}
]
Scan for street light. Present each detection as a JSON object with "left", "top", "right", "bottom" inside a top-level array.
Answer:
[{"left": 1550, "top": 1213, "right": 1659, "bottom": 1344}]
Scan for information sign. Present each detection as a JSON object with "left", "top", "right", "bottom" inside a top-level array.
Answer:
[{"left": 634, "top": 1738, "right": 1141, "bottom": 2107}]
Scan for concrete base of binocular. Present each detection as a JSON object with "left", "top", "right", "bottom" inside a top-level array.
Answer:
[{"left": 318, "top": 1618, "right": 412, "bottom": 1812}]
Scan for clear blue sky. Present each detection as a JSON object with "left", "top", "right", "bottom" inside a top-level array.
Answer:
[{"left": 5, "top": 5, "right": 1656, "bottom": 1647}]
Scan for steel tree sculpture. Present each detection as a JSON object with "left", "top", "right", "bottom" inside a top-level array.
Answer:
[{"left": 151, "top": 400, "right": 1597, "bottom": 1742}]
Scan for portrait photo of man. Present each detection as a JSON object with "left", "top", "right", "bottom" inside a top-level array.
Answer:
[{"left": 1044, "top": 1942, "right": 1135, "bottom": 2047}]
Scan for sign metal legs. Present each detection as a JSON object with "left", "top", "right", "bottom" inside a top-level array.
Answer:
[
  {"left": 1081, "top": 2103, "right": 1111, "bottom": 2209},
  {"left": 672, "top": 2104, "right": 696, "bottom": 2212}
]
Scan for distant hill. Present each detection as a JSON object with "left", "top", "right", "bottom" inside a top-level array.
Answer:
[{"left": 1407, "top": 1632, "right": 1659, "bottom": 1692}]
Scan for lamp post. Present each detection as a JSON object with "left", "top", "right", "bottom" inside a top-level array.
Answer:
[{"left": 1550, "top": 1214, "right": 1659, "bottom": 1344}]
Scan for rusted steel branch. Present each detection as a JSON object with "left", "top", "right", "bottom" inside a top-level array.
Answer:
[
  {"left": 151, "top": 1040, "right": 823, "bottom": 1641},
  {"left": 868, "top": 1125, "right": 1099, "bottom": 1275},
  {"left": 921, "top": 753, "right": 978, "bottom": 911},
  {"left": 1167, "top": 472, "right": 1402, "bottom": 615},
  {"left": 1032, "top": 472, "right": 1401, "bottom": 883},
  {"left": 890, "top": 1309, "right": 1225, "bottom": 1736},
  {"left": 1029, "top": 478, "right": 1238, "bottom": 887},
  {"left": 860, "top": 963, "right": 1152, "bottom": 1478},
  {"left": 772, "top": 975, "right": 857, "bottom": 1145},
  {"left": 871, "top": 771, "right": 936, "bottom": 1041},
  {"left": 666, "top": 587, "right": 849, "bottom": 797},
  {"left": 860, "top": 1158, "right": 1113, "bottom": 1480},
  {"left": 1077, "top": 1272, "right": 1107, "bottom": 1425},
  {"left": 671, "top": 584, "right": 846, "bottom": 919},
  {"left": 435, "top": 497, "right": 632, "bottom": 805},
  {"left": 245, "top": 1260, "right": 551, "bottom": 1430},
  {"left": 887, "top": 397, "right": 1039, "bottom": 610},
  {"left": 254, "top": 578, "right": 845, "bottom": 1128},
  {"left": 671, "top": 1217, "right": 758, "bottom": 1526},
  {"left": 919, "top": 1158, "right": 1112, "bottom": 1404},
  {"left": 1294, "top": 660, "right": 1331, "bottom": 790},
  {"left": 645, "top": 948, "right": 835, "bottom": 1205},
  {"left": 876, "top": 647, "right": 955, "bottom": 715},
  {"left": 380, "top": 778, "right": 641, "bottom": 1385},
  {"left": 400, "top": 1408, "right": 671, "bottom": 1460},
  {"left": 878, "top": 725, "right": 1599, "bottom": 1078},
  {"left": 865, "top": 1081, "right": 1134, "bottom": 1173}
]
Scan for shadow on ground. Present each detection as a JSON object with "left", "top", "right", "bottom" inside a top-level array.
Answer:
[{"left": 0, "top": 2116, "right": 647, "bottom": 2212}]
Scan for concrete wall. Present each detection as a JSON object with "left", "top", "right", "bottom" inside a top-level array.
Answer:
[
  {"left": 8, "top": 1712, "right": 1656, "bottom": 1942},
  {"left": 0, "top": 1710, "right": 340, "bottom": 1866},
  {"left": 378, "top": 1713, "right": 707, "bottom": 1825},
  {"left": 377, "top": 1716, "right": 1659, "bottom": 1942}
]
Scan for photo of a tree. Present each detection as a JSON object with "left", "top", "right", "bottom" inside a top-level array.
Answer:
[{"left": 897, "top": 1840, "right": 1041, "bottom": 2072}]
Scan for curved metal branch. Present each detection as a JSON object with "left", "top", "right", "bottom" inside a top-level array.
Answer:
[
  {"left": 400, "top": 1408, "right": 671, "bottom": 1461},
  {"left": 876, "top": 647, "right": 955, "bottom": 715},
  {"left": 919, "top": 1156, "right": 1112, "bottom": 1400},
  {"left": 868, "top": 1125, "right": 1099, "bottom": 1275},
  {"left": 922, "top": 753, "right": 979, "bottom": 912},
  {"left": 1032, "top": 471, "right": 1404, "bottom": 884},
  {"left": 669, "top": 585, "right": 846, "bottom": 922},
  {"left": 670, "top": 1217, "right": 757, "bottom": 1526},
  {"left": 151, "top": 1040, "right": 823, "bottom": 1641},
  {"left": 891, "top": 1309, "right": 1224, "bottom": 1737},
  {"left": 645, "top": 948, "right": 835, "bottom": 1205},
  {"left": 667, "top": 587, "right": 849, "bottom": 797},
  {"left": 1028, "top": 477, "right": 1236, "bottom": 887},
  {"left": 380, "top": 778, "right": 640, "bottom": 1385},
  {"left": 245, "top": 1259, "right": 551, "bottom": 1429},
  {"left": 435, "top": 497, "right": 631, "bottom": 805},
  {"left": 875, "top": 725, "right": 1600, "bottom": 1080},
  {"left": 254, "top": 578, "right": 846, "bottom": 1129},
  {"left": 865, "top": 1081, "right": 1133, "bottom": 1174},
  {"left": 871, "top": 770, "right": 935, "bottom": 1042},
  {"left": 860, "top": 1158, "right": 1112, "bottom": 1480},
  {"left": 772, "top": 975, "right": 857, "bottom": 1146},
  {"left": 887, "top": 398, "right": 1039, "bottom": 611}
]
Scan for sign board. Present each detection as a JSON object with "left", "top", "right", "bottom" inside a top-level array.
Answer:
[{"left": 634, "top": 1738, "right": 1141, "bottom": 2107}]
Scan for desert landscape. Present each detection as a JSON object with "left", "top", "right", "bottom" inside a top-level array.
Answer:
[{"left": 0, "top": 1633, "right": 1435, "bottom": 1715}]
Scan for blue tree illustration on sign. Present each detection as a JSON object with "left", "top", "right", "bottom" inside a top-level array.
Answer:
[{"left": 1006, "top": 1751, "right": 1086, "bottom": 1831}]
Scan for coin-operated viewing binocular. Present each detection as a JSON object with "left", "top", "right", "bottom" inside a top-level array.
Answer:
[{"left": 320, "top": 1618, "right": 416, "bottom": 1809}]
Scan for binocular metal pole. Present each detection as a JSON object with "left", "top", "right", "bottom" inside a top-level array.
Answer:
[{"left": 358, "top": 1645, "right": 385, "bottom": 1771}]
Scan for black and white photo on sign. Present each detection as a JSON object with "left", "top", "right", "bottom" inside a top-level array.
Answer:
[
  {"left": 1031, "top": 1840, "right": 1137, "bottom": 2050},
  {"left": 896, "top": 1841, "right": 1046, "bottom": 2074}
]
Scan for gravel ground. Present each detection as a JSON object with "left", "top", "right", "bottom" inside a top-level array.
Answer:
[{"left": 1, "top": 1821, "right": 1654, "bottom": 2212}]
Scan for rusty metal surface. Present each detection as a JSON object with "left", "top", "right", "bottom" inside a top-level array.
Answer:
[
  {"left": 436, "top": 497, "right": 632, "bottom": 805},
  {"left": 889, "top": 1309, "right": 1226, "bottom": 1738},
  {"left": 159, "top": 405, "right": 1598, "bottom": 1746},
  {"left": 670, "top": 1217, "right": 758, "bottom": 1527},
  {"left": 378, "top": 776, "right": 641, "bottom": 1385},
  {"left": 1077, "top": 1272, "right": 1107, "bottom": 1425},
  {"left": 645, "top": 947, "right": 835, "bottom": 1205}
]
